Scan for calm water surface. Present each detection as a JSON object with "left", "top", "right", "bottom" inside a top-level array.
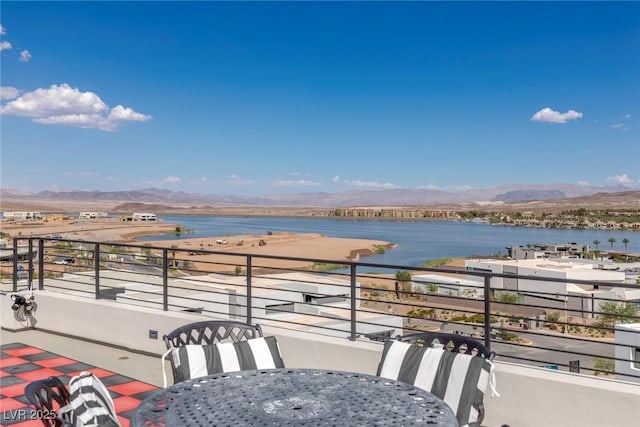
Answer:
[{"left": 138, "top": 216, "right": 640, "bottom": 268}]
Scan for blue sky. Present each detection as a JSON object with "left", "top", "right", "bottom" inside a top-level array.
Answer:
[{"left": 1, "top": 1, "right": 638, "bottom": 196}]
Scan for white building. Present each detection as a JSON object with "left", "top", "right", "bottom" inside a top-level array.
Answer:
[
  {"left": 79, "top": 212, "right": 108, "bottom": 219},
  {"left": 465, "top": 258, "right": 637, "bottom": 317},
  {"left": 115, "top": 271, "right": 402, "bottom": 341},
  {"left": 132, "top": 213, "right": 157, "bottom": 221},
  {"left": 411, "top": 273, "right": 484, "bottom": 299},
  {"left": 2, "top": 211, "right": 42, "bottom": 220},
  {"left": 615, "top": 323, "right": 640, "bottom": 383}
]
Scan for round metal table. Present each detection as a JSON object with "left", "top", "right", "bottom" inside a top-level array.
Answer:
[{"left": 133, "top": 369, "right": 458, "bottom": 426}]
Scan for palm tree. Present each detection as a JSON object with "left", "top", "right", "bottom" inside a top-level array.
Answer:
[
  {"left": 622, "top": 238, "right": 630, "bottom": 253},
  {"left": 607, "top": 238, "right": 616, "bottom": 250},
  {"left": 592, "top": 240, "right": 601, "bottom": 260}
]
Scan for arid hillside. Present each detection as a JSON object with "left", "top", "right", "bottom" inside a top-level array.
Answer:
[{"left": 1, "top": 190, "right": 638, "bottom": 216}]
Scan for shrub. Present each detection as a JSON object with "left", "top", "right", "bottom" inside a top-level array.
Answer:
[
  {"left": 497, "top": 293, "right": 517, "bottom": 303},
  {"left": 312, "top": 263, "right": 345, "bottom": 272},
  {"left": 373, "top": 245, "right": 386, "bottom": 254},
  {"left": 593, "top": 358, "right": 614, "bottom": 376}
]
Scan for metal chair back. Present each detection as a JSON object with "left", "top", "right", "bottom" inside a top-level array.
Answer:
[
  {"left": 24, "top": 376, "right": 71, "bottom": 427},
  {"left": 163, "top": 320, "right": 264, "bottom": 349},
  {"left": 398, "top": 331, "right": 495, "bottom": 360}
]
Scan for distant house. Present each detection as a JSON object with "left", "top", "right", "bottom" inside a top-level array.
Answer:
[
  {"left": 615, "top": 323, "right": 640, "bottom": 383},
  {"left": 465, "top": 258, "right": 637, "bottom": 319},
  {"left": 2, "top": 211, "right": 43, "bottom": 220},
  {"left": 79, "top": 212, "right": 108, "bottom": 219},
  {"left": 115, "top": 271, "right": 402, "bottom": 341},
  {"left": 506, "top": 242, "right": 589, "bottom": 260},
  {"left": 132, "top": 213, "right": 157, "bottom": 221}
]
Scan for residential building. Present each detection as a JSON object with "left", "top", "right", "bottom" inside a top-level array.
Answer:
[{"left": 615, "top": 323, "right": 640, "bottom": 383}]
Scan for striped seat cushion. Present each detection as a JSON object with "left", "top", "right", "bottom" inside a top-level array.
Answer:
[
  {"left": 59, "top": 371, "right": 120, "bottom": 427},
  {"left": 170, "top": 336, "right": 285, "bottom": 383},
  {"left": 377, "top": 340, "right": 493, "bottom": 427}
]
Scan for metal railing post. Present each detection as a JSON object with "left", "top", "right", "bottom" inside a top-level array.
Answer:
[
  {"left": 246, "top": 255, "right": 252, "bottom": 324},
  {"left": 28, "top": 238, "right": 34, "bottom": 289},
  {"left": 12, "top": 238, "right": 18, "bottom": 292},
  {"left": 483, "top": 274, "right": 492, "bottom": 351},
  {"left": 162, "top": 249, "right": 169, "bottom": 311},
  {"left": 38, "top": 239, "right": 44, "bottom": 290},
  {"left": 94, "top": 243, "right": 100, "bottom": 299},
  {"left": 350, "top": 264, "right": 357, "bottom": 341}
]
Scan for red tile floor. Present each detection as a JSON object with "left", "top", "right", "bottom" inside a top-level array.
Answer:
[{"left": 0, "top": 343, "right": 158, "bottom": 426}]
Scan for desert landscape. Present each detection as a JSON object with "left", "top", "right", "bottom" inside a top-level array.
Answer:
[{"left": 1, "top": 215, "right": 395, "bottom": 273}]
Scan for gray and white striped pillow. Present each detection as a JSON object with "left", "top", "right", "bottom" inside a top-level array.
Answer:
[
  {"left": 59, "top": 371, "right": 120, "bottom": 427},
  {"left": 377, "top": 340, "right": 493, "bottom": 427},
  {"left": 170, "top": 336, "right": 285, "bottom": 383}
]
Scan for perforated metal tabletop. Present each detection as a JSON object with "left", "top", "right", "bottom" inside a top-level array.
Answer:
[{"left": 132, "top": 369, "right": 458, "bottom": 426}]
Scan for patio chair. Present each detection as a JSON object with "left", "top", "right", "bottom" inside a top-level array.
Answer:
[
  {"left": 377, "top": 331, "right": 499, "bottom": 427},
  {"left": 24, "top": 376, "right": 71, "bottom": 427},
  {"left": 399, "top": 330, "right": 495, "bottom": 360},
  {"left": 162, "top": 320, "right": 285, "bottom": 387}
]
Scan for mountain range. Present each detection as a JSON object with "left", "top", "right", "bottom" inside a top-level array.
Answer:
[{"left": 0, "top": 183, "right": 636, "bottom": 209}]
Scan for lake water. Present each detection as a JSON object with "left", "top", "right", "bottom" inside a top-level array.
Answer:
[{"left": 138, "top": 215, "right": 640, "bottom": 268}]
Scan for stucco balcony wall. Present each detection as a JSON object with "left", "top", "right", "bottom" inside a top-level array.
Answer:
[{"left": 1, "top": 290, "right": 639, "bottom": 427}]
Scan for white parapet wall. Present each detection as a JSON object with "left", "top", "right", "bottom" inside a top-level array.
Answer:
[{"left": 2, "top": 290, "right": 639, "bottom": 427}]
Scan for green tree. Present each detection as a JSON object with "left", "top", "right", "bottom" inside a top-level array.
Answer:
[
  {"left": 592, "top": 240, "right": 601, "bottom": 250},
  {"left": 607, "top": 238, "right": 616, "bottom": 249},
  {"left": 622, "top": 238, "right": 630, "bottom": 253},
  {"left": 598, "top": 301, "right": 638, "bottom": 326}
]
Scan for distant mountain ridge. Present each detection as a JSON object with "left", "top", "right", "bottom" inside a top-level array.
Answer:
[
  {"left": 0, "top": 183, "right": 635, "bottom": 208},
  {"left": 493, "top": 190, "right": 565, "bottom": 203}
]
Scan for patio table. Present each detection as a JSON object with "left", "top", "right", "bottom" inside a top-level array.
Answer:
[{"left": 132, "top": 368, "right": 458, "bottom": 426}]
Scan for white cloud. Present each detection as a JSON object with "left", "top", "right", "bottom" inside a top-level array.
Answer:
[
  {"left": 418, "top": 183, "right": 441, "bottom": 190},
  {"left": 0, "top": 40, "right": 11, "bottom": 51},
  {"left": 447, "top": 184, "right": 473, "bottom": 192},
  {"left": 576, "top": 181, "right": 590, "bottom": 186},
  {"left": 418, "top": 183, "right": 472, "bottom": 192},
  {"left": 624, "top": 114, "right": 631, "bottom": 119},
  {"left": 0, "top": 83, "right": 151, "bottom": 131},
  {"left": 610, "top": 123, "right": 629, "bottom": 131},
  {"left": 273, "top": 179, "right": 321, "bottom": 187},
  {"left": 162, "top": 176, "right": 182, "bottom": 184},
  {"left": 606, "top": 174, "right": 634, "bottom": 186},
  {"left": 0, "top": 24, "right": 6, "bottom": 35},
  {"left": 108, "top": 105, "right": 150, "bottom": 121},
  {"left": 332, "top": 176, "right": 341, "bottom": 183},
  {"left": 0, "top": 86, "right": 20, "bottom": 100},
  {"left": 19, "top": 50, "right": 31, "bottom": 62},
  {"left": 531, "top": 107, "right": 583, "bottom": 124},
  {"left": 343, "top": 179, "right": 397, "bottom": 189},
  {"left": 227, "top": 175, "right": 254, "bottom": 186}
]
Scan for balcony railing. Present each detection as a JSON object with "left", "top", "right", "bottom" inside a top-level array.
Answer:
[{"left": 5, "top": 237, "right": 640, "bottom": 381}]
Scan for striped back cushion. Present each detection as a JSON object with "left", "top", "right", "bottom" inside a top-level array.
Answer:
[
  {"left": 171, "top": 336, "right": 285, "bottom": 383},
  {"left": 60, "top": 371, "right": 120, "bottom": 427},
  {"left": 377, "top": 340, "right": 491, "bottom": 427}
]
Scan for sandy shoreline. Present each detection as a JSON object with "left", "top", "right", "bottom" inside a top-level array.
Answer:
[{"left": 2, "top": 218, "right": 394, "bottom": 271}]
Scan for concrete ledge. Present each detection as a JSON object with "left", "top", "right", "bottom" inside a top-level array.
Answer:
[{"left": 3, "top": 290, "right": 639, "bottom": 427}]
